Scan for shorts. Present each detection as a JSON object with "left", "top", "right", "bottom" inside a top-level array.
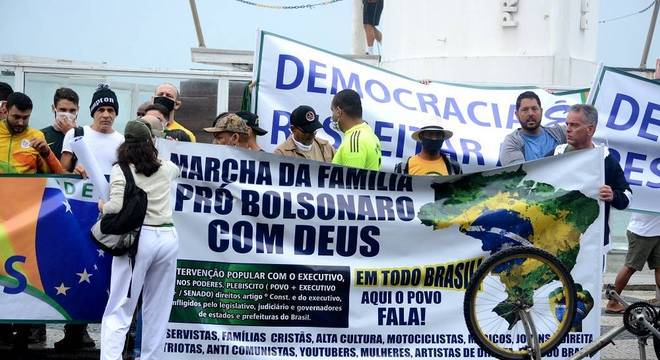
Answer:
[
  {"left": 625, "top": 230, "right": 660, "bottom": 271},
  {"left": 363, "top": 0, "right": 384, "bottom": 26}
]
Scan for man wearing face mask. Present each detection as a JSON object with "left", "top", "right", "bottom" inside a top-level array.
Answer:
[
  {"left": 204, "top": 113, "right": 250, "bottom": 149},
  {"left": 153, "top": 83, "right": 196, "bottom": 142},
  {"left": 274, "top": 105, "right": 335, "bottom": 162},
  {"left": 330, "top": 89, "right": 381, "bottom": 171},
  {"left": 394, "top": 121, "right": 462, "bottom": 176},
  {"left": 41, "top": 88, "right": 79, "bottom": 160}
]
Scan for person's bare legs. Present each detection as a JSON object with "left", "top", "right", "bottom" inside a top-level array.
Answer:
[
  {"left": 364, "top": 24, "right": 375, "bottom": 50},
  {"left": 374, "top": 27, "right": 382, "bottom": 43},
  {"left": 606, "top": 265, "right": 636, "bottom": 312}
]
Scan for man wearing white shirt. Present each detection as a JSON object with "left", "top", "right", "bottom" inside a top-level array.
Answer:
[
  {"left": 61, "top": 84, "right": 124, "bottom": 177},
  {"left": 56, "top": 84, "right": 124, "bottom": 350}
]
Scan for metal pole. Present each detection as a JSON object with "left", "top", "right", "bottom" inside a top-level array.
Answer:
[
  {"left": 189, "top": 0, "right": 206, "bottom": 48},
  {"left": 640, "top": 0, "right": 659, "bottom": 68}
]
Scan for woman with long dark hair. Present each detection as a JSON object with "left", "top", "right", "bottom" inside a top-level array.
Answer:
[{"left": 99, "top": 120, "right": 179, "bottom": 359}]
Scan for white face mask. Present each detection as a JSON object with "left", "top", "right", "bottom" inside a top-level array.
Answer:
[
  {"left": 292, "top": 137, "right": 312, "bottom": 152},
  {"left": 53, "top": 111, "right": 77, "bottom": 131}
]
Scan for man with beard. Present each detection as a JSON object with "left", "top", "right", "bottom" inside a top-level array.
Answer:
[
  {"left": 499, "top": 91, "right": 566, "bottom": 166},
  {"left": 394, "top": 119, "right": 461, "bottom": 176},
  {"left": 0, "top": 92, "right": 63, "bottom": 174}
]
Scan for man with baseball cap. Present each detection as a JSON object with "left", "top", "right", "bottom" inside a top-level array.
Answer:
[
  {"left": 204, "top": 113, "right": 250, "bottom": 149},
  {"left": 274, "top": 105, "right": 335, "bottom": 162},
  {"left": 236, "top": 111, "right": 267, "bottom": 151},
  {"left": 394, "top": 118, "right": 461, "bottom": 176}
]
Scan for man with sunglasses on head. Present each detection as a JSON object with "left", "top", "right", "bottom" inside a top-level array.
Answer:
[
  {"left": 274, "top": 105, "right": 335, "bottom": 162},
  {"left": 394, "top": 119, "right": 461, "bottom": 176}
]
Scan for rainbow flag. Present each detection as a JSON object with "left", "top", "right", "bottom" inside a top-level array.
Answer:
[{"left": 0, "top": 176, "right": 111, "bottom": 322}]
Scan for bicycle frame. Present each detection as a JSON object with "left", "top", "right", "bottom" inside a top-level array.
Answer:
[{"left": 570, "top": 288, "right": 660, "bottom": 360}]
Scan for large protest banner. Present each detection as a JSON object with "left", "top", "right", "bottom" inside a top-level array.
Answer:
[
  {"left": 253, "top": 31, "right": 584, "bottom": 173},
  {"left": 590, "top": 67, "right": 660, "bottom": 213},
  {"left": 159, "top": 140, "right": 605, "bottom": 359},
  {"left": 0, "top": 142, "right": 605, "bottom": 359}
]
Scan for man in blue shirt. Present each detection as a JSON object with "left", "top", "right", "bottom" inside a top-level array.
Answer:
[{"left": 499, "top": 91, "right": 566, "bottom": 165}]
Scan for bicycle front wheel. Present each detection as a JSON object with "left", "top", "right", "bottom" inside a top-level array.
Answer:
[{"left": 464, "top": 246, "right": 576, "bottom": 359}]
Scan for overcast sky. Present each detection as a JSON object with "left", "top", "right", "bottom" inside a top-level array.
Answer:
[{"left": 1, "top": 0, "right": 658, "bottom": 71}]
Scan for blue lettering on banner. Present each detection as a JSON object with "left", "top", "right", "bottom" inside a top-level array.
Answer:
[
  {"left": 607, "top": 148, "right": 660, "bottom": 190},
  {"left": 544, "top": 100, "right": 570, "bottom": 126},
  {"left": 207, "top": 219, "right": 284, "bottom": 254},
  {"left": 3, "top": 256, "right": 27, "bottom": 294},
  {"left": 467, "top": 101, "right": 490, "bottom": 127},
  {"left": 607, "top": 93, "right": 639, "bottom": 131},
  {"left": 331, "top": 67, "right": 362, "bottom": 96},
  {"left": 650, "top": 158, "right": 660, "bottom": 188},
  {"left": 624, "top": 151, "right": 646, "bottom": 187},
  {"left": 276, "top": 54, "right": 304, "bottom": 90},
  {"left": 294, "top": 225, "right": 380, "bottom": 257},
  {"left": 272, "top": 53, "right": 570, "bottom": 130},
  {"left": 307, "top": 60, "right": 326, "bottom": 94},
  {"left": 639, "top": 102, "right": 660, "bottom": 142}
]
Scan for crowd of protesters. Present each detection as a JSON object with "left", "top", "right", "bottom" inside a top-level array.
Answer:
[{"left": 2, "top": 80, "right": 657, "bottom": 359}]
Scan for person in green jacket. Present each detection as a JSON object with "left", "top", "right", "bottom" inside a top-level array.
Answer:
[{"left": 330, "top": 89, "right": 381, "bottom": 171}]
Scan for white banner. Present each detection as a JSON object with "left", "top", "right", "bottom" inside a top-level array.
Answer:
[
  {"left": 591, "top": 67, "right": 660, "bottom": 213},
  {"left": 157, "top": 139, "right": 605, "bottom": 359},
  {"left": 253, "top": 32, "right": 583, "bottom": 173}
]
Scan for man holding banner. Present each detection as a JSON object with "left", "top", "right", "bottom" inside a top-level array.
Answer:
[
  {"left": 554, "top": 104, "right": 631, "bottom": 246},
  {"left": 330, "top": 89, "right": 381, "bottom": 171},
  {"left": 500, "top": 91, "right": 567, "bottom": 165}
]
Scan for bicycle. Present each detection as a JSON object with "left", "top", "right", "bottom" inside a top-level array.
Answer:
[{"left": 463, "top": 246, "right": 660, "bottom": 359}]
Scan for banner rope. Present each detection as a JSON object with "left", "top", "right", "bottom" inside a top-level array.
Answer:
[{"left": 233, "top": 0, "right": 343, "bottom": 10}]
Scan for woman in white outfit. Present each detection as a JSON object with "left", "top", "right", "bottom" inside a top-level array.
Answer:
[{"left": 99, "top": 120, "right": 179, "bottom": 359}]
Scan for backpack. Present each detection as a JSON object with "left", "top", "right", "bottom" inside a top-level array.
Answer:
[{"left": 91, "top": 163, "right": 147, "bottom": 256}]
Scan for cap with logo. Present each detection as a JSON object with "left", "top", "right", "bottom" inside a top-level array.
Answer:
[
  {"left": 290, "top": 105, "right": 322, "bottom": 134},
  {"left": 203, "top": 114, "right": 250, "bottom": 135},
  {"left": 235, "top": 111, "right": 267, "bottom": 136},
  {"left": 89, "top": 84, "right": 118, "bottom": 117}
]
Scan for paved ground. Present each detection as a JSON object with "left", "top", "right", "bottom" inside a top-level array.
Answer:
[{"left": 1, "top": 250, "right": 658, "bottom": 359}]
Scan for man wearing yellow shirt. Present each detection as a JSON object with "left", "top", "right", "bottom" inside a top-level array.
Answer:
[
  {"left": 153, "top": 83, "right": 196, "bottom": 142},
  {"left": 330, "top": 89, "right": 381, "bottom": 171},
  {"left": 394, "top": 121, "right": 462, "bottom": 176},
  {"left": 0, "top": 92, "right": 64, "bottom": 174}
]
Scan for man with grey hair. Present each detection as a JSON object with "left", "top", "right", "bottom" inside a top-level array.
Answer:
[{"left": 554, "top": 104, "right": 631, "bottom": 247}]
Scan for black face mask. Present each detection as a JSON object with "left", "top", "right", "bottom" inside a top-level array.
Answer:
[
  {"left": 421, "top": 138, "right": 444, "bottom": 154},
  {"left": 153, "top": 96, "right": 175, "bottom": 112}
]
